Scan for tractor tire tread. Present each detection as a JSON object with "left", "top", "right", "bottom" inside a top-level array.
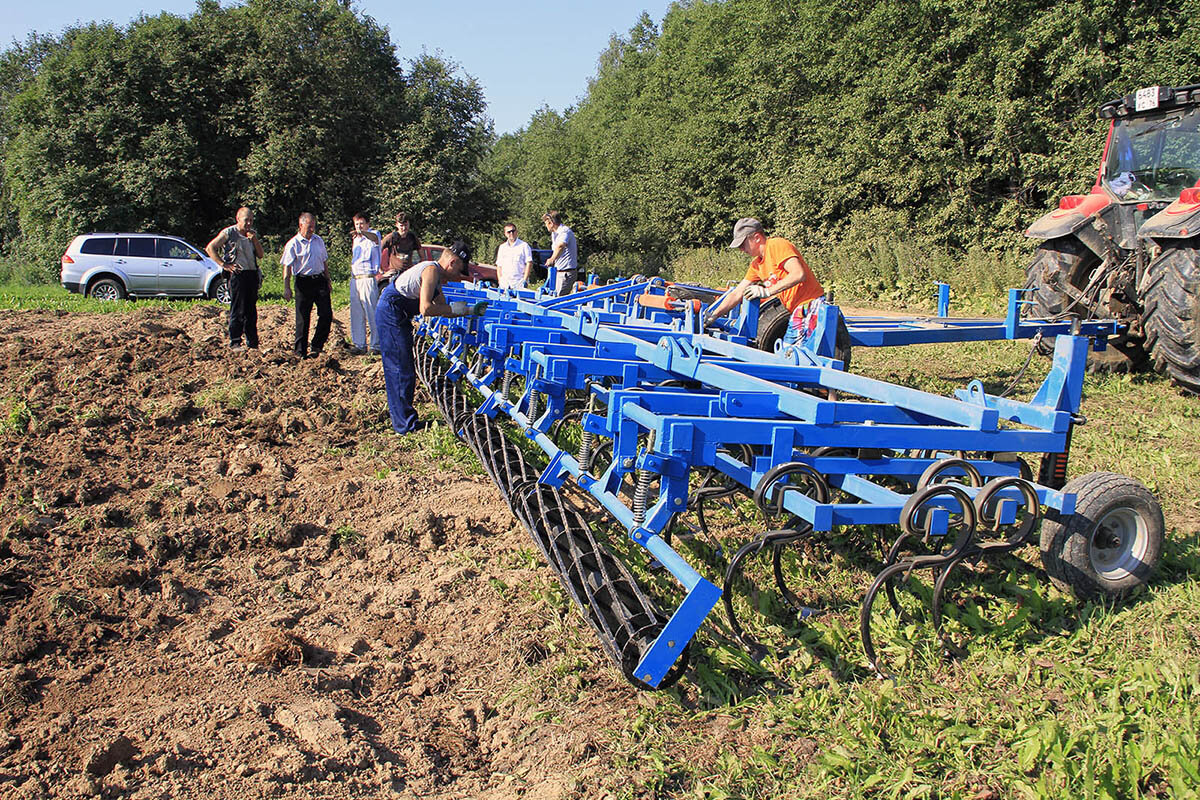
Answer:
[{"left": 1141, "top": 243, "right": 1200, "bottom": 394}]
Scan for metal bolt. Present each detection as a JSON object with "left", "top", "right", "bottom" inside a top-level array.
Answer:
[
  {"left": 622, "top": 458, "right": 633, "bottom": 468},
  {"left": 674, "top": 497, "right": 683, "bottom": 506},
  {"left": 643, "top": 674, "right": 652, "bottom": 682},
  {"left": 668, "top": 641, "right": 675, "bottom": 648}
]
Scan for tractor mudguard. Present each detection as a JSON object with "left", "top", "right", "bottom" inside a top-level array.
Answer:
[
  {"left": 1139, "top": 189, "right": 1200, "bottom": 241},
  {"left": 1025, "top": 193, "right": 1112, "bottom": 242}
]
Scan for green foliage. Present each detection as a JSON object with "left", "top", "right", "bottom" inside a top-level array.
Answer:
[
  {"left": 489, "top": 0, "right": 1200, "bottom": 274},
  {"left": 370, "top": 54, "right": 501, "bottom": 242},
  {"left": 196, "top": 380, "right": 252, "bottom": 411},
  {"left": 0, "top": 0, "right": 500, "bottom": 276}
]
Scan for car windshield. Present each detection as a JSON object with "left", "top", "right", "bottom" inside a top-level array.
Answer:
[{"left": 1104, "top": 105, "right": 1200, "bottom": 201}]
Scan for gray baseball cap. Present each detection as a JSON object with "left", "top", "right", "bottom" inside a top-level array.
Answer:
[{"left": 729, "top": 217, "right": 764, "bottom": 248}]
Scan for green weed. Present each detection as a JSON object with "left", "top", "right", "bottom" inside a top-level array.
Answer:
[
  {"left": 0, "top": 397, "right": 34, "bottom": 434},
  {"left": 196, "top": 380, "right": 253, "bottom": 411},
  {"left": 331, "top": 525, "right": 362, "bottom": 548}
]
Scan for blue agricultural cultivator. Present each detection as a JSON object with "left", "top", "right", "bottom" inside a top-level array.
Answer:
[{"left": 412, "top": 274, "right": 1165, "bottom": 689}]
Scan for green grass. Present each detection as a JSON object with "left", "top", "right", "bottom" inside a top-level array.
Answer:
[
  {"left": 195, "top": 380, "right": 253, "bottom": 411},
  {"left": 0, "top": 273, "right": 351, "bottom": 311}
]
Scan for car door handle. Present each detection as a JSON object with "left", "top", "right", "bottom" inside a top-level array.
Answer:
[
  {"left": 115, "top": 259, "right": 126, "bottom": 264},
  {"left": 162, "top": 261, "right": 172, "bottom": 267}
]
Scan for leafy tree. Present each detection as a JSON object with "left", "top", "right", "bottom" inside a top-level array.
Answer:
[
  {"left": 0, "top": 0, "right": 498, "bottom": 272},
  {"left": 370, "top": 53, "right": 501, "bottom": 244},
  {"left": 493, "top": 0, "right": 1200, "bottom": 266}
]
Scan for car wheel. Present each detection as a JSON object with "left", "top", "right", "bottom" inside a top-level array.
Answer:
[
  {"left": 210, "top": 275, "right": 231, "bottom": 304},
  {"left": 88, "top": 277, "right": 127, "bottom": 301}
]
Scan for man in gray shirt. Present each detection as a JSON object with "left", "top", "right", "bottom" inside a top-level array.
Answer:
[
  {"left": 542, "top": 210, "right": 578, "bottom": 296},
  {"left": 206, "top": 206, "right": 265, "bottom": 349}
]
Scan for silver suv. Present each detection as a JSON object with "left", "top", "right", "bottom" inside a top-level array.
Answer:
[{"left": 60, "top": 233, "right": 231, "bottom": 303}]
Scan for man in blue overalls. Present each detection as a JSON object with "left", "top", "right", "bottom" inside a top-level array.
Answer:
[{"left": 376, "top": 241, "right": 486, "bottom": 434}]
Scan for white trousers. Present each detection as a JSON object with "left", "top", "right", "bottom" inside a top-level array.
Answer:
[{"left": 349, "top": 275, "right": 381, "bottom": 350}]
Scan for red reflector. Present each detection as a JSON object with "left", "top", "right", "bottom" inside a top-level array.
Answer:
[
  {"left": 61, "top": 254, "right": 74, "bottom": 264},
  {"left": 1137, "top": 203, "right": 1149, "bottom": 211},
  {"left": 1181, "top": 187, "right": 1200, "bottom": 204}
]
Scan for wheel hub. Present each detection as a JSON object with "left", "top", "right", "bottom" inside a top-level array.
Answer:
[{"left": 1089, "top": 506, "right": 1150, "bottom": 580}]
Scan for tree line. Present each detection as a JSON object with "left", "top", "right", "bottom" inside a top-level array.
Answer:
[
  {"left": 3, "top": 0, "right": 1200, "bottom": 280},
  {"left": 485, "top": 0, "right": 1200, "bottom": 269},
  {"left": 0, "top": 0, "right": 498, "bottom": 272}
]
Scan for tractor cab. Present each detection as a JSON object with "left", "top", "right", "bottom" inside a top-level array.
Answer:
[{"left": 1027, "top": 85, "right": 1200, "bottom": 248}]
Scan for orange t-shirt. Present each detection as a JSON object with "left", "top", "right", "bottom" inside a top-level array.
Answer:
[{"left": 743, "top": 237, "right": 823, "bottom": 313}]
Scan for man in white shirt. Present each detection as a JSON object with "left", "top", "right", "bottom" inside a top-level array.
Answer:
[
  {"left": 281, "top": 212, "right": 332, "bottom": 358},
  {"left": 348, "top": 213, "right": 382, "bottom": 354},
  {"left": 494, "top": 222, "right": 533, "bottom": 291},
  {"left": 542, "top": 210, "right": 578, "bottom": 296}
]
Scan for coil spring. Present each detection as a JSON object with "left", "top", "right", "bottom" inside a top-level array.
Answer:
[
  {"left": 527, "top": 389, "right": 540, "bottom": 421},
  {"left": 502, "top": 370, "right": 513, "bottom": 400},
  {"left": 577, "top": 392, "right": 597, "bottom": 472},
  {"left": 632, "top": 468, "right": 653, "bottom": 525}
]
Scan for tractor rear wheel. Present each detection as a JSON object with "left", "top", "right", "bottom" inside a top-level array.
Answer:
[
  {"left": 1140, "top": 243, "right": 1200, "bottom": 395},
  {"left": 1022, "top": 239, "right": 1148, "bottom": 372}
]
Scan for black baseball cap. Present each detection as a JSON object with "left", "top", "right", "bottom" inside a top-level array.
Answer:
[{"left": 448, "top": 239, "right": 472, "bottom": 264}]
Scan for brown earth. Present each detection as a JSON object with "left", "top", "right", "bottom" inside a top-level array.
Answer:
[{"left": 0, "top": 305, "right": 646, "bottom": 799}]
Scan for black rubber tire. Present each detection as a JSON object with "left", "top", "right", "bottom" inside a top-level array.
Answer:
[
  {"left": 1140, "top": 243, "right": 1200, "bottom": 395},
  {"left": 754, "top": 299, "right": 852, "bottom": 370},
  {"left": 1022, "top": 239, "right": 1148, "bottom": 372},
  {"left": 756, "top": 299, "right": 791, "bottom": 352},
  {"left": 209, "top": 275, "right": 231, "bottom": 304},
  {"left": 87, "top": 277, "right": 127, "bottom": 301},
  {"left": 1039, "top": 471, "right": 1163, "bottom": 601}
]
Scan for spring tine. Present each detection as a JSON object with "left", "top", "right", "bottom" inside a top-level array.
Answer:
[
  {"left": 721, "top": 536, "right": 774, "bottom": 654},
  {"left": 860, "top": 560, "right": 915, "bottom": 678},
  {"left": 930, "top": 557, "right": 971, "bottom": 660}
]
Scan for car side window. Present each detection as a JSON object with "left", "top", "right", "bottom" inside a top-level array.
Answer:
[
  {"left": 80, "top": 237, "right": 116, "bottom": 256},
  {"left": 158, "top": 239, "right": 195, "bottom": 259},
  {"left": 114, "top": 238, "right": 129, "bottom": 256},
  {"left": 127, "top": 238, "right": 156, "bottom": 258}
]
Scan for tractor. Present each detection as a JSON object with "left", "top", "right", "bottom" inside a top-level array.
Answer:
[{"left": 1024, "top": 83, "right": 1200, "bottom": 394}]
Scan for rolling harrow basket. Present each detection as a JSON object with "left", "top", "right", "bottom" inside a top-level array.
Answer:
[{"left": 411, "top": 276, "right": 1164, "bottom": 688}]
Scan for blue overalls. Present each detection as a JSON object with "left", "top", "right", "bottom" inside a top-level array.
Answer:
[{"left": 376, "top": 281, "right": 421, "bottom": 434}]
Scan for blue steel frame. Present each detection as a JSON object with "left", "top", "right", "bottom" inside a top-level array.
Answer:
[{"left": 417, "top": 277, "right": 1101, "bottom": 687}]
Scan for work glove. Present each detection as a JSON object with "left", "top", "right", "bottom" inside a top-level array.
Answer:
[
  {"left": 449, "top": 300, "right": 469, "bottom": 316},
  {"left": 743, "top": 284, "right": 770, "bottom": 300},
  {"left": 470, "top": 301, "right": 489, "bottom": 317}
]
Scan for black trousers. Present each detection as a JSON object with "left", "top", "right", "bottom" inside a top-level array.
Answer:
[
  {"left": 227, "top": 270, "right": 259, "bottom": 347},
  {"left": 293, "top": 274, "right": 332, "bottom": 356}
]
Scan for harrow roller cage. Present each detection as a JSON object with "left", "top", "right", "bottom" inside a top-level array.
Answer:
[{"left": 408, "top": 276, "right": 1163, "bottom": 688}]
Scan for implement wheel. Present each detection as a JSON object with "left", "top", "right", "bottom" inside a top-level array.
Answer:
[
  {"left": 1022, "top": 239, "right": 1147, "bottom": 372},
  {"left": 755, "top": 298, "right": 852, "bottom": 369},
  {"left": 1039, "top": 472, "right": 1163, "bottom": 601},
  {"left": 1140, "top": 243, "right": 1200, "bottom": 395}
]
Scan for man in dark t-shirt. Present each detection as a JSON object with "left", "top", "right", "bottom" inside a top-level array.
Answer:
[{"left": 379, "top": 212, "right": 421, "bottom": 283}]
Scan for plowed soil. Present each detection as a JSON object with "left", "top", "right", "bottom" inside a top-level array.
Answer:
[{"left": 0, "top": 305, "right": 639, "bottom": 799}]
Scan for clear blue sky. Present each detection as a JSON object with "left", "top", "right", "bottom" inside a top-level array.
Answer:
[{"left": 0, "top": 0, "right": 675, "bottom": 135}]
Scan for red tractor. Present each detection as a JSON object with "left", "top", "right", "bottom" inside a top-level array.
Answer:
[{"left": 1024, "top": 84, "right": 1200, "bottom": 394}]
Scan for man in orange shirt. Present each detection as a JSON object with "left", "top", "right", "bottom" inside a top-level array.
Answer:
[{"left": 707, "top": 217, "right": 825, "bottom": 347}]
